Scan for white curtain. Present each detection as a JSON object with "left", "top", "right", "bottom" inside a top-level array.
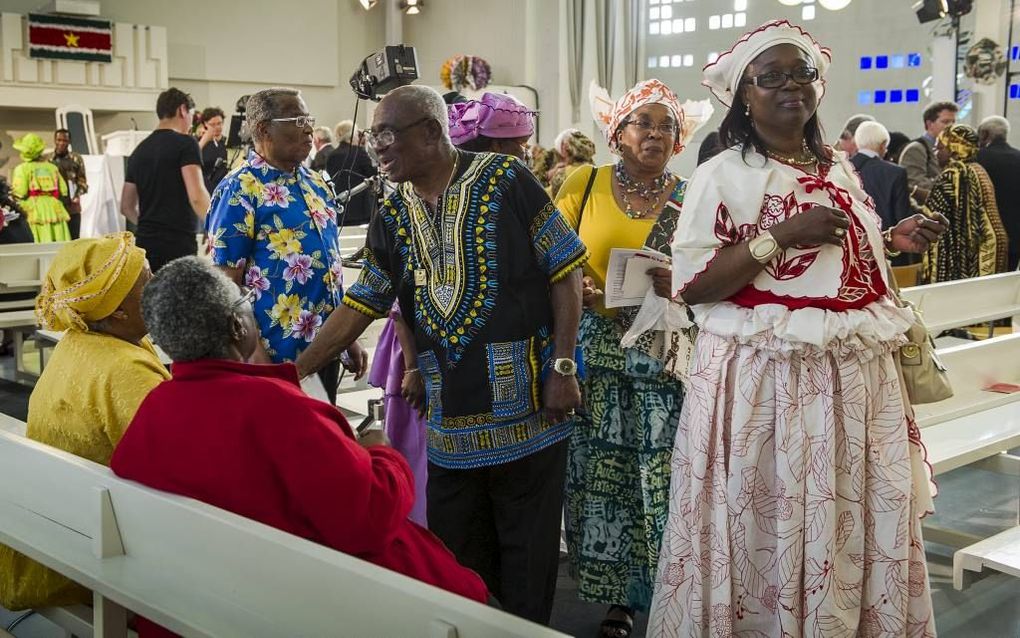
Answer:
[
  {"left": 622, "top": 0, "right": 643, "bottom": 89},
  {"left": 594, "top": 0, "right": 616, "bottom": 94},
  {"left": 566, "top": 0, "right": 587, "bottom": 121}
]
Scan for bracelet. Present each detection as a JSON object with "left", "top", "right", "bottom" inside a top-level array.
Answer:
[
  {"left": 403, "top": 368, "right": 420, "bottom": 376},
  {"left": 882, "top": 228, "right": 901, "bottom": 258}
]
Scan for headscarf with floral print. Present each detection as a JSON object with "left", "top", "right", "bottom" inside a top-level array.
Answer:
[{"left": 589, "top": 79, "right": 713, "bottom": 156}]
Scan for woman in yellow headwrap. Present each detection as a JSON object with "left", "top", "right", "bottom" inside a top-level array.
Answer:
[
  {"left": 921, "top": 123, "right": 1009, "bottom": 283},
  {"left": 0, "top": 232, "right": 170, "bottom": 611},
  {"left": 10, "top": 133, "right": 71, "bottom": 243}
]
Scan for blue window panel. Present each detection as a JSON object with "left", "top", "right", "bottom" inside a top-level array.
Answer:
[
  {"left": 891, "top": 55, "right": 906, "bottom": 69},
  {"left": 875, "top": 55, "right": 889, "bottom": 69},
  {"left": 906, "top": 89, "right": 920, "bottom": 103},
  {"left": 1011, "top": 84, "right": 1020, "bottom": 100},
  {"left": 890, "top": 89, "right": 904, "bottom": 103},
  {"left": 1013, "top": 46, "right": 1020, "bottom": 61},
  {"left": 859, "top": 56, "right": 872, "bottom": 70},
  {"left": 907, "top": 52, "right": 922, "bottom": 67},
  {"left": 857, "top": 90, "right": 872, "bottom": 105},
  {"left": 874, "top": 90, "right": 887, "bottom": 104}
]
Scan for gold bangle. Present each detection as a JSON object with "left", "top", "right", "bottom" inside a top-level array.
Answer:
[{"left": 883, "top": 228, "right": 901, "bottom": 257}]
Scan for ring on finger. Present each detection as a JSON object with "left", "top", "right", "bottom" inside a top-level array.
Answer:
[{"left": 834, "top": 227, "right": 846, "bottom": 238}]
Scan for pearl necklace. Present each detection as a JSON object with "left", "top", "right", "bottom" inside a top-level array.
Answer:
[
  {"left": 766, "top": 141, "right": 817, "bottom": 167},
  {"left": 614, "top": 161, "right": 673, "bottom": 219}
]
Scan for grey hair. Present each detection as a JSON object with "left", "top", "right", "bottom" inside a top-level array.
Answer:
[
  {"left": 246, "top": 87, "right": 301, "bottom": 143},
  {"left": 854, "top": 121, "right": 890, "bottom": 153},
  {"left": 334, "top": 119, "right": 360, "bottom": 145},
  {"left": 313, "top": 126, "right": 333, "bottom": 143},
  {"left": 978, "top": 115, "right": 1010, "bottom": 142},
  {"left": 141, "top": 257, "right": 242, "bottom": 362},
  {"left": 841, "top": 113, "right": 875, "bottom": 138},
  {"left": 387, "top": 85, "right": 449, "bottom": 137}
]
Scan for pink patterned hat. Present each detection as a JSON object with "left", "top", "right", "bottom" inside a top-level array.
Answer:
[{"left": 448, "top": 92, "right": 536, "bottom": 145}]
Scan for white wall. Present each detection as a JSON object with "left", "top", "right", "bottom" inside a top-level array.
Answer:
[{"left": 0, "top": 0, "right": 385, "bottom": 175}]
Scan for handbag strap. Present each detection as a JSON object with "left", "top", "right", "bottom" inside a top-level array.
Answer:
[{"left": 576, "top": 166, "right": 598, "bottom": 231}]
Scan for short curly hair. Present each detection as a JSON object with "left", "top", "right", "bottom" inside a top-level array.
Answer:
[{"left": 141, "top": 257, "right": 243, "bottom": 362}]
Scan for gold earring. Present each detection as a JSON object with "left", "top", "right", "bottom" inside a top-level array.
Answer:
[{"left": 745, "top": 103, "right": 750, "bottom": 116}]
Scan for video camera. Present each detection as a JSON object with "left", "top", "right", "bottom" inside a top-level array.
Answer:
[
  {"left": 350, "top": 45, "right": 419, "bottom": 101},
  {"left": 226, "top": 94, "right": 250, "bottom": 149}
]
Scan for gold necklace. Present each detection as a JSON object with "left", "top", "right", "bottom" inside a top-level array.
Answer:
[{"left": 766, "top": 141, "right": 817, "bottom": 167}]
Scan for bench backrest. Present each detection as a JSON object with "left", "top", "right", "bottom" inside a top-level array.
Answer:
[
  {"left": 914, "top": 332, "right": 1020, "bottom": 427},
  {"left": 900, "top": 272, "right": 1020, "bottom": 334},
  {"left": 0, "top": 430, "right": 567, "bottom": 637},
  {"left": 0, "top": 242, "right": 66, "bottom": 257}
]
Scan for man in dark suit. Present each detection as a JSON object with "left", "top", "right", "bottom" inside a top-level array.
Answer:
[
  {"left": 310, "top": 126, "right": 335, "bottom": 172},
  {"left": 977, "top": 115, "right": 1020, "bottom": 270},
  {"left": 852, "top": 121, "right": 914, "bottom": 265}
]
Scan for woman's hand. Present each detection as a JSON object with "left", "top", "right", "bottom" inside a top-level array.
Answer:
[
  {"left": 581, "top": 275, "right": 603, "bottom": 308},
  {"left": 889, "top": 212, "right": 948, "bottom": 254},
  {"left": 401, "top": 368, "right": 426, "bottom": 417},
  {"left": 771, "top": 205, "right": 850, "bottom": 249},
  {"left": 648, "top": 266, "right": 673, "bottom": 299}
]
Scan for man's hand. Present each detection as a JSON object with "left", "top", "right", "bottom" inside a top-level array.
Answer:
[
  {"left": 357, "top": 429, "right": 389, "bottom": 448},
  {"left": 648, "top": 266, "right": 673, "bottom": 299},
  {"left": 342, "top": 341, "right": 369, "bottom": 380},
  {"left": 401, "top": 369, "right": 426, "bottom": 417},
  {"left": 543, "top": 372, "right": 581, "bottom": 423}
]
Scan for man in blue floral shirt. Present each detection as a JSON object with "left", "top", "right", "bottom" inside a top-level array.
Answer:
[{"left": 206, "top": 88, "right": 366, "bottom": 402}]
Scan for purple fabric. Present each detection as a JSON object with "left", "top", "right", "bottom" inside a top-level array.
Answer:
[
  {"left": 368, "top": 311, "right": 429, "bottom": 527},
  {"left": 447, "top": 92, "right": 536, "bottom": 145}
]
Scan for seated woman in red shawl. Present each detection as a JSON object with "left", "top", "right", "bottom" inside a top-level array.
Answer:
[{"left": 111, "top": 257, "right": 488, "bottom": 623}]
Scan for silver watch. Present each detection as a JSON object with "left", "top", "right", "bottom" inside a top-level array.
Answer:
[{"left": 552, "top": 358, "right": 577, "bottom": 376}]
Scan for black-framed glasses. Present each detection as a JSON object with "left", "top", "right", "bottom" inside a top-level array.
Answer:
[
  {"left": 744, "top": 67, "right": 819, "bottom": 89},
  {"left": 231, "top": 286, "right": 257, "bottom": 310},
  {"left": 365, "top": 117, "right": 432, "bottom": 149},
  {"left": 271, "top": 115, "right": 316, "bottom": 129},
  {"left": 622, "top": 119, "right": 678, "bottom": 135}
]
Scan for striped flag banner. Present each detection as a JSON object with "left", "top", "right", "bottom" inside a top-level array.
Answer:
[{"left": 28, "top": 13, "right": 113, "bottom": 63}]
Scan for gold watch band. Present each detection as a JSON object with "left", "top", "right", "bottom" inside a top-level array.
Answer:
[{"left": 748, "top": 231, "right": 781, "bottom": 264}]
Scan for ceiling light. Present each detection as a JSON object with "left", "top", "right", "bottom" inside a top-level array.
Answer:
[
  {"left": 777, "top": 0, "right": 802, "bottom": 5},
  {"left": 359, "top": 0, "right": 377, "bottom": 9},
  {"left": 400, "top": 0, "right": 422, "bottom": 14},
  {"left": 818, "top": 0, "right": 852, "bottom": 8}
]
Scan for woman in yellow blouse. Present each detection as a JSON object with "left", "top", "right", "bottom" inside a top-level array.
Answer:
[
  {"left": 555, "top": 80, "right": 709, "bottom": 637},
  {"left": 0, "top": 232, "right": 169, "bottom": 611}
]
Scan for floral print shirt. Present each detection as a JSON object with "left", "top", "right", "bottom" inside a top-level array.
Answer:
[{"left": 207, "top": 150, "right": 343, "bottom": 363}]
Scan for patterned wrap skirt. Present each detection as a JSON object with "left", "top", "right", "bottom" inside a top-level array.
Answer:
[
  {"left": 648, "top": 328, "right": 936, "bottom": 637},
  {"left": 565, "top": 309, "right": 684, "bottom": 611}
]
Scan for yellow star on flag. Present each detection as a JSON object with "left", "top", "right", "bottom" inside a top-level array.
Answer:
[{"left": 63, "top": 32, "right": 80, "bottom": 47}]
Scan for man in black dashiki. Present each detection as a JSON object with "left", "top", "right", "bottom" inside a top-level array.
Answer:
[{"left": 296, "top": 85, "right": 586, "bottom": 624}]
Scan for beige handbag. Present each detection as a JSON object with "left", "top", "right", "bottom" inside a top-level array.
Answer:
[
  {"left": 885, "top": 263, "right": 954, "bottom": 404},
  {"left": 898, "top": 302, "right": 954, "bottom": 404}
]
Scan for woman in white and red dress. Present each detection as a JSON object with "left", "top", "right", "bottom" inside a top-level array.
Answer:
[{"left": 646, "top": 21, "right": 948, "bottom": 637}]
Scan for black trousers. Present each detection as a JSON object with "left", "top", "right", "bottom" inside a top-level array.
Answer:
[
  {"left": 427, "top": 439, "right": 567, "bottom": 625},
  {"left": 136, "top": 234, "right": 198, "bottom": 272},
  {"left": 67, "top": 213, "right": 81, "bottom": 240}
]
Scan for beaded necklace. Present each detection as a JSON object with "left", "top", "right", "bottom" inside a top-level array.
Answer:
[
  {"left": 765, "top": 140, "right": 817, "bottom": 167},
  {"left": 614, "top": 161, "right": 673, "bottom": 219}
]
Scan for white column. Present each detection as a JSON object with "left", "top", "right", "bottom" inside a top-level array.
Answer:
[
  {"left": 930, "top": 32, "right": 957, "bottom": 104},
  {"left": 970, "top": 0, "right": 1012, "bottom": 122}
]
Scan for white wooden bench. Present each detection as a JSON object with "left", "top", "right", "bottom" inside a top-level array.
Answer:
[
  {"left": 0, "top": 309, "right": 40, "bottom": 385},
  {"left": 0, "top": 420, "right": 568, "bottom": 638},
  {"left": 0, "top": 243, "right": 63, "bottom": 311},
  {"left": 913, "top": 333, "right": 1020, "bottom": 590},
  {"left": 900, "top": 271, "right": 1020, "bottom": 336}
]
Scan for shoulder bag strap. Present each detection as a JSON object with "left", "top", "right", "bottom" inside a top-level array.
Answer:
[{"left": 576, "top": 166, "right": 598, "bottom": 232}]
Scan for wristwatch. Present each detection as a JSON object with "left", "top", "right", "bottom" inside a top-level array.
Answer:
[
  {"left": 552, "top": 358, "right": 578, "bottom": 376},
  {"left": 748, "top": 230, "right": 782, "bottom": 264}
]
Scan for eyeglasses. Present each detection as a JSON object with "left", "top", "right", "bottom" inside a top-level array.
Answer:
[
  {"left": 365, "top": 117, "right": 431, "bottom": 149},
  {"left": 622, "top": 119, "right": 678, "bottom": 135},
  {"left": 744, "top": 67, "right": 819, "bottom": 89},
  {"left": 270, "top": 115, "right": 316, "bottom": 129},
  {"left": 231, "top": 286, "right": 257, "bottom": 310}
]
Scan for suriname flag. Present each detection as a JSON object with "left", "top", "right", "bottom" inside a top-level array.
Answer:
[{"left": 28, "top": 13, "right": 113, "bottom": 63}]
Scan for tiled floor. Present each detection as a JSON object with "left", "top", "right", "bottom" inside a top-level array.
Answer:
[{"left": 0, "top": 347, "right": 1017, "bottom": 638}]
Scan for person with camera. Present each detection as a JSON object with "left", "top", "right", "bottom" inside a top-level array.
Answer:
[
  {"left": 198, "top": 106, "right": 229, "bottom": 194},
  {"left": 205, "top": 88, "right": 366, "bottom": 405},
  {"left": 46, "top": 128, "right": 88, "bottom": 239},
  {"left": 296, "top": 84, "right": 586, "bottom": 625}
]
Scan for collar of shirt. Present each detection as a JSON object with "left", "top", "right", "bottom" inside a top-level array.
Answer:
[
  {"left": 923, "top": 133, "right": 936, "bottom": 146},
  {"left": 171, "top": 357, "right": 301, "bottom": 386},
  {"left": 857, "top": 148, "right": 880, "bottom": 159},
  {"left": 247, "top": 149, "right": 306, "bottom": 183}
]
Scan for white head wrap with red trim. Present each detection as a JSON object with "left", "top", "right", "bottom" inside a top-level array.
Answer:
[
  {"left": 589, "top": 79, "right": 713, "bottom": 156},
  {"left": 702, "top": 19, "right": 831, "bottom": 108}
]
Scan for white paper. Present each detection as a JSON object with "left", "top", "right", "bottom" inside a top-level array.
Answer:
[
  {"left": 604, "top": 248, "right": 670, "bottom": 308},
  {"left": 301, "top": 374, "right": 332, "bottom": 404}
]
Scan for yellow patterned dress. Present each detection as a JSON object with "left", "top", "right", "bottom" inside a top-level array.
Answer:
[{"left": 0, "top": 330, "right": 169, "bottom": 610}]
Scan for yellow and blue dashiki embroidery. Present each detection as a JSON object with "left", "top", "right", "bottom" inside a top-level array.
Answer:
[
  {"left": 343, "top": 152, "right": 588, "bottom": 469},
  {"left": 207, "top": 150, "right": 344, "bottom": 363}
]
